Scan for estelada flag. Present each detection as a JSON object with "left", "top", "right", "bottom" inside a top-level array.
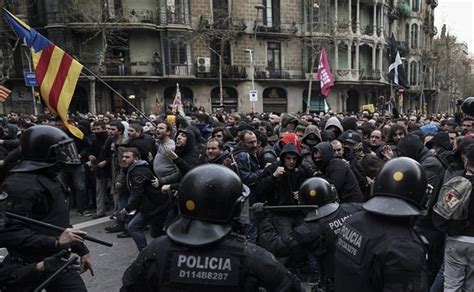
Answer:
[
  {"left": 3, "top": 9, "right": 84, "bottom": 139},
  {"left": 316, "top": 46, "right": 334, "bottom": 97}
]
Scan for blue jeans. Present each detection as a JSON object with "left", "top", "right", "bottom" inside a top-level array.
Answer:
[
  {"left": 444, "top": 237, "right": 474, "bottom": 291},
  {"left": 128, "top": 211, "right": 168, "bottom": 251}
]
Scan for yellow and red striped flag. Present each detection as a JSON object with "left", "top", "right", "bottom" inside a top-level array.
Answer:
[{"left": 3, "top": 9, "right": 84, "bottom": 139}]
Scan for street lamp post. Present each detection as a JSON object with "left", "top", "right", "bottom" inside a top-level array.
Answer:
[{"left": 247, "top": 4, "right": 265, "bottom": 114}]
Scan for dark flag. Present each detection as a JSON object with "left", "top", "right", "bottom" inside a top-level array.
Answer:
[{"left": 388, "top": 34, "right": 408, "bottom": 88}]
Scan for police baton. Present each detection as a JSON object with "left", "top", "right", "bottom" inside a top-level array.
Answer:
[
  {"left": 250, "top": 205, "right": 319, "bottom": 211},
  {"left": 33, "top": 255, "right": 79, "bottom": 292},
  {"left": 6, "top": 212, "right": 113, "bottom": 247}
]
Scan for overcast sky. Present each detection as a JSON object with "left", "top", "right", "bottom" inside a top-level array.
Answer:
[{"left": 434, "top": 0, "right": 474, "bottom": 55}]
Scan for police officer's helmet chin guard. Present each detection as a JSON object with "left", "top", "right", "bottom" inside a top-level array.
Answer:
[
  {"left": 17, "top": 125, "right": 81, "bottom": 171},
  {"left": 299, "top": 177, "right": 339, "bottom": 221},
  {"left": 363, "top": 157, "right": 427, "bottom": 217},
  {"left": 462, "top": 96, "right": 474, "bottom": 116},
  {"left": 167, "top": 164, "right": 244, "bottom": 247}
]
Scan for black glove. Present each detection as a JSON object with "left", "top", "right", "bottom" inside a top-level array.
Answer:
[
  {"left": 251, "top": 202, "right": 268, "bottom": 220},
  {"left": 43, "top": 250, "right": 69, "bottom": 274}
]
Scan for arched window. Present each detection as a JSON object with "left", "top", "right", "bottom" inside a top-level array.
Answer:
[
  {"left": 410, "top": 61, "right": 418, "bottom": 85},
  {"left": 405, "top": 23, "right": 410, "bottom": 44},
  {"left": 164, "top": 86, "right": 194, "bottom": 112},
  {"left": 211, "top": 87, "right": 238, "bottom": 112},
  {"left": 410, "top": 24, "right": 418, "bottom": 49},
  {"left": 263, "top": 87, "right": 287, "bottom": 113}
]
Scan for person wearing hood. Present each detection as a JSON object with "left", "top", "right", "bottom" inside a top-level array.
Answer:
[
  {"left": 301, "top": 125, "right": 323, "bottom": 175},
  {"left": 312, "top": 142, "right": 363, "bottom": 203},
  {"left": 324, "top": 117, "right": 343, "bottom": 138},
  {"left": 444, "top": 138, "right": 474, "bottom": 182},
  {"left": 280, "top": 113, "right": 300, "bottom": 132},
  {"left": 256, "top": 143, "right": 308, "bottom": 243},
  {"left": 194, "top": 113, "right": 212, "bottom": 141},
  {"left": 396, "top": 134, "right": 445, "bottom": 285},
  {"left": 121, "top": 147, "right": 171, "bottom": 251},
  {"left": 164, "top": 128, "right": 201, "bottom": 177}
]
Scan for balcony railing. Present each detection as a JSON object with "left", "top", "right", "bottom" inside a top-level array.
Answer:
[
  {"left": 127, "top": 9, "right": 155, "bottom": 24},
  {"left": 165, "top": 64, "right": 193, "bottom": 76},
  {"left": 256, "top": 22, "right": 298, "bottom": 35},
  {"left": 255, "top": 67, "right": 290, "bottom": 79},
  {"left": 160, "top": 11, "right": 190, "bottom": 25},
  {"left": 359, "top": 69, "right": 382, "bottom": 81}
]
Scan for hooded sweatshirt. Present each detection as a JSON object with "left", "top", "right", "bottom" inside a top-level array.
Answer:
[
  {"left": 324, "top": 117, "right": 343, "bottom": 137},
  {"left": 257, "top": 143, "right": 308, "bottom": 206},
  {"left": 312, "top": 142, "right": 363, "bottom": 203},
  {"left": 173, "top": 128, "right": 201, "bottom": 175}
]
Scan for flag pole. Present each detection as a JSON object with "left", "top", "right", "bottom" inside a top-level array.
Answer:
[{"left": 80, "top": 66, "right": 156, "bottom": 126}]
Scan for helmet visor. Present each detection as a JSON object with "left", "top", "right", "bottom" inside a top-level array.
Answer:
[{"left": 54, "top": 140, "right": 81, "bottom": 165}]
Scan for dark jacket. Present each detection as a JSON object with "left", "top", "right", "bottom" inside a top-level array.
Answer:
[
  {"left": 257, "top": 144, "right": 308, "bottom": 206},
  {"left": 173, "top": 128, "right": 201, "bottom": 175},
  {"left": 127, "top": 133, "right": 156, "bottom": 164},
  {"left": 90, "top": 131, "right": 112, "bottom": 178},
  {"left": 125, "top": 160, "right": 171, "bottom": 217},
  {"left": 313, "top": 142, "right": 363, "bottom": 203},
  {"left": 258, "top": 145, "right": 278, "bottom": 168}
]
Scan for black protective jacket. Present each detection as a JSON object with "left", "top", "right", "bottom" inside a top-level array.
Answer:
[
  {"left": 121, "top": 233, "right": 303, "bottom": 292},
  {"left": 313, "top": 142, "right": 363, "bottom": 203},
  {"left": 334, "top": 211, "right": 428, "bottom": 292},
  {"left": 1, "top": 168, "right": 89, "bottom": 263},
  {"left": 257, "top": 203, "right": 363, "bottom": 281}
]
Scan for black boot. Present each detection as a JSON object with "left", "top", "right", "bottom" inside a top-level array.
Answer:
[
  {"left": 117, "top": 231, "right": 131, "bottom": 238},
  {"left": 105, "top": 221, "right": 125, "bottom": 233}
]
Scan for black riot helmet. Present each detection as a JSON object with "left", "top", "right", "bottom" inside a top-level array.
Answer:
[
  {"left": 16, "top": 125, "right": 81, "bottom": 171},
  {"left": 363, "top": 157, "right": 427, "bottom": 217},
  {"left": 167, "top": 164, "right": 244, "bottom": 247},
  {"left": 299, "top": 177, "right": 339, "bottom": 221},
  {"left": 462, "top": 97, "right": 474, "bottom": 116}
]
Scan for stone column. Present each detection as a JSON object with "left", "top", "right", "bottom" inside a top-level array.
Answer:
[
  {"left": 349, "top": 0, "right": 352, "bottom": 32},
  {"left": 373, "top": 4, "right": 377, "bottom": 35},
  {"left": 335, "top": 0, "right": 338, "bottom": 27},
  {"left": 89, "top": 78, "right": 97, "bottom": 114},
  {"left": 348, "top": 43, "right": 352, "bottom": 69},
  {"left": 335, "top": 41, "right": 339, "bottom": 69},
  {"left": 378, "top": 44, "right": 383, "bottom": 72},
  {"left": 356, "top": 0, "right": 360, "bottom": 34},
  {"left": 380, "top": 3, "right": 385, "bottom": 37},
  {"left": 372, "top": 44, "right": 376, "bottom": 71},
  {"left": 355, "top": 41, "right": 360, "bottom": 72}
]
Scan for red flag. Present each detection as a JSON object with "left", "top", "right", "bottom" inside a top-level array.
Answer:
[{"left": 316, "top": 47, "right": 334, "bottom": 97}]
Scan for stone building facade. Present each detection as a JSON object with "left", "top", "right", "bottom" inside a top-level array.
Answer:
[{"left": 0, "top": 0, "right": 439, "bottom": 115}]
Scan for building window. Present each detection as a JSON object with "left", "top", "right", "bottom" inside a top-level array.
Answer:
[
  {"left": 405, "top": 23, "right": 410, "bottom": 44},
  {"left": 267, "top": 42, "right": 281, "bottom": 73},
  {"left": 305, "top": 0, "right": 330, "bottom": 32},
  {"left": 212, "top": 0, "right": 228, "bottom": 25},
  {"left": 45, "top": 0, "right": 60, "bottom": 23},
  {"left": 165, "top": 0, "right": 189, "bottom": 25},
  {"left": 164, "top": 33, "right": 190, "bottom": 75},
  {"left": 412, "top": 0, "right": 420, "bottom": 12},
  {"left": 263, "top": 0, "right": 280, "bottom": 28},
  {"left": 410, "top": 24, "right": 418, "bottom": 49},
  {"left": 410, "top": 61, "right": 418, "bottom": 85}
]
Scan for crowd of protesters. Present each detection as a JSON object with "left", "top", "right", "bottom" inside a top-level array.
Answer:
[{"left": 0, "top": 103, "right": 473, "bottom": 291}]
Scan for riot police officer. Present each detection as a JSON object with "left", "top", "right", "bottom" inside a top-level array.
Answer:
[
  {"left": 254, "top": 177, "right": 363, "bottom": 291},
  {"left": 0, "top": 125, "right": 92, "bottom": 291},
  {"left": 121, "top": 164, "right": 303, "bottom": 292},
  {"left": 334, "top": 157, "right": 429, "bottom": 291}
]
